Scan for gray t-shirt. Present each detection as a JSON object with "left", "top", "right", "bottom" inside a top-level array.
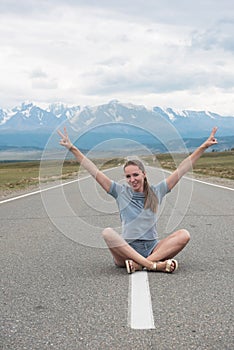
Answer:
[{"left": 108, "top": 179, "right": 170, "bottom": 241}]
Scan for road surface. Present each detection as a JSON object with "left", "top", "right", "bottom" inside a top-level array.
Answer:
[{"left": 1, "top": 167, "right": 233, "bottom": 350}]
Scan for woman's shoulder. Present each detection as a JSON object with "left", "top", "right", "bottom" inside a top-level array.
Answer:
[
  {"left": 150, "top": 179, "right": 170, "bottom": 201},
  {"left": 151, "top": 179, "right": 167, "bottom": 190},
  {"left": 108, "top": 180, "right": 129, "bottom": 197}
]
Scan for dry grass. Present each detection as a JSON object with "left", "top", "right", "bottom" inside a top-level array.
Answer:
[{"left": 149, "top": 151, "right": 234, "bottom": 180}]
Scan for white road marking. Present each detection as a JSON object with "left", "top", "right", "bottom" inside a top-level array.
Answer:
[
  {"left": 0, "top": 168, "right": 110, "bottom": 204},
  {"left": 0, "top": 166, "right": 120, "bottom": 205},
  {"left": 129, "top": 271, "right": 155, "bottom": 329},
  {"left": 184, "top": 176, "right": 234, "bottom": 191},
  {"left": 153, "top": 166, "right": 234, "bottom": 191},
  {"left": 0, "top": 178, "right": 81, "bottom": 205}
]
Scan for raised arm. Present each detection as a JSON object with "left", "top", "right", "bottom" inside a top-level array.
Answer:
[
  {"left": 57, "top": 127, "right": 112, "bottom": 193},
  {"left": 166, "top": 127, "right": 218, "bottom": 191}
]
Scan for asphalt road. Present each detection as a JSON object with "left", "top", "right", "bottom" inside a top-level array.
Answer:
[{"left": 1, "top": 167, "right": 234, "bottom": 350}]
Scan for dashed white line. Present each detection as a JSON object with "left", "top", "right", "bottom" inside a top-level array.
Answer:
[{"left": 129, "top": 271, "right": 155, "bottom": 329}]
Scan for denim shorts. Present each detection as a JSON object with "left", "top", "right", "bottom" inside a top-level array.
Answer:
[{"left": 128, "top": 239, "right": 158, "bottom": 258}]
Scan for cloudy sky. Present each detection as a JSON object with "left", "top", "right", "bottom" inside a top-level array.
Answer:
[{"left": 0, "top": 0, "right": 234, "bottom": 115}]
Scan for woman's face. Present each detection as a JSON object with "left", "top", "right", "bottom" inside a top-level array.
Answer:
[{"left": 124, "top": 164, "right": 145, "bottom": 192}]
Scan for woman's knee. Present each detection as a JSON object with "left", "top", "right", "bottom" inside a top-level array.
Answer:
[
  {"left": 102, "top": 227, "right": 121, "bottom": 242},
  {"left": 179, "top": 229, "right": 190, "bottom": 245},
  {"left": 102, "top": 227, "right": 113, "bottom": 240},
  {"left": 102, "top": 228, "right": 126, "bottom": 249}
]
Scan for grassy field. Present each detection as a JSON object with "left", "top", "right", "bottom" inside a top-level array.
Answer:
[
  {"left": 0, "top": 151, "right": 233, "bottom": 193},
  {"left": 144, "top": 151, "right": 234, "bottom": 179}
]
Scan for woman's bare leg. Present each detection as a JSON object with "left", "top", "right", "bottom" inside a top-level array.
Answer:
[
  {"left": 146, "top": 229, "right": 190, "bottom": 271},
  {"left": 102, "top": 227, "right": 190, "bottom": 272},
  {"left": 102, "top": 227, "right": 154, "bottom": 270}
]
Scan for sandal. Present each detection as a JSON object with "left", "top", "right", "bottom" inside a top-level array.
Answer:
[
  {"left": 147, "top": 260, "right": 178, "bottom": 273},
  {"left": 148, "top": 262, "right": 157, "bottom": 271},
  {"left": 125, "top": 260, "right": 143, "bottom": 274},
  {"left": 165, "top": 259, "right": 178, "bottom": 273}
]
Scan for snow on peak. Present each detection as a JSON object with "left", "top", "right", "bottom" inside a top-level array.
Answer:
[
  {"left": 205, "top": 111, "right": 216, "bottom": 119},
  {"left": 165, "top": 108, "right": 176, "bottom": 121}
]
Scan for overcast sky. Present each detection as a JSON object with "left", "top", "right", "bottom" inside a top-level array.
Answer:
[{"left": 0, "top": 0, "right": 234, "bottom": 115}]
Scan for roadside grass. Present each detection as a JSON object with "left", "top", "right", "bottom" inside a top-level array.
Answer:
[
  {"left": 0, "top": 151, "right": 233, "bottom": 193},
  {"left": 0, "top": 160, "right": 80, "bottom": 192},
  {"left": 151, "top": 151, "right": 234, "bottom": 179}
]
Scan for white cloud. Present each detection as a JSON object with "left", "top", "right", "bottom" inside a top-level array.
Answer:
[
  {"left": 191, "top": 19, "right": 234, "bottom": 52},
  {"left": 0, "top": 0, "right": 234, "bottom": 115},
  {"left": 31, "top": 79, "right": 58, "bottom": 90},
  {"left": 30, "top": 68, "right": 48, "bottom": 79}
]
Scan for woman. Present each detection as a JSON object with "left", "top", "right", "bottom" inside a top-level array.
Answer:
[{"left": 58, "top": 127, "right": 218, "bottom": 274}]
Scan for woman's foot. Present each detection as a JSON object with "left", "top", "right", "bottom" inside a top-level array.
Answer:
[
  {"left": 125, "top": 259, "right": 178, "bottom": 274},
  {"left": 125, "top": 260, "right": 143, "bottom": 274},
  {"left": 148, "top": 259, "right": 178, "bottom": 273}
]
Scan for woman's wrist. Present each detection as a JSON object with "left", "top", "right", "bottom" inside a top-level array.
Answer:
[
  {"left": 200, "top": 143, "right": 209, "bottom": 150},
  {"left": 68, "top": 144, "right": 75, "bottom": 151}
]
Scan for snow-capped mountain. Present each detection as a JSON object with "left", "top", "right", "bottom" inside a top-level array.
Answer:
[
  {"left": 0, "top": 102, "right": 76, "bottom": 130},
  {"left": 152, "top": 106, "right": 234, "bottom": 137},
  {"left": 1, "top": 100, "right": 234, "bottom": 135},
  {"left": 0, "top": 100, "right": 234, "bottom": 152}
]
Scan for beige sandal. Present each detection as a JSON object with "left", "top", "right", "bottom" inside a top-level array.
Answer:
[
  {"left": 149, "top": 262, "right": 157, "bottom": 271},
  {"left": 125, "top": 260, "right": 143, "bottom": 274},
  {"left": 148, "top": 260, "right": 178, "bottom": 273},
  {"left": 165, "top": 259, "right": 178, "bottom": 273}
]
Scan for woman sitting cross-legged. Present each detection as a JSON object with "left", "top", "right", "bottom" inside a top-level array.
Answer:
[{"left": 58, "top": 127, "right": 218, "bottom": 274}]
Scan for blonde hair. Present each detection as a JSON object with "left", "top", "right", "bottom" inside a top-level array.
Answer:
[{"left": 123, "top": 159, "right": 158, "bottom": 213}]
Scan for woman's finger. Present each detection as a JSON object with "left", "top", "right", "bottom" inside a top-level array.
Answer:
[
  {"left": 210, "top": 126, "right": 218, "bottom": 138},
  {"left": 63, "top": 126, "right": 68, "bottom": 137},
  {"left": 57, "top": 129, "right": 64, "bottom": 138}
]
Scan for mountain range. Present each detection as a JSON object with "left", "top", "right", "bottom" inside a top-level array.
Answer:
[{"left": 0, "top": 100, "right": 234, "bottom": 157}]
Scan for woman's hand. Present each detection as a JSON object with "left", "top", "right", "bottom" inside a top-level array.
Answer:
[
  {"left": 202, "top": 127, "right": 218, "bottom": 149},
  {"left": 57, "top": 127, "right": 73, "bottom": 150}
]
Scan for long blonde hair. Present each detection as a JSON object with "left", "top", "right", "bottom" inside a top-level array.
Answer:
[{"left": 123, "top": 159, "right": 158, "bottom": 213}]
